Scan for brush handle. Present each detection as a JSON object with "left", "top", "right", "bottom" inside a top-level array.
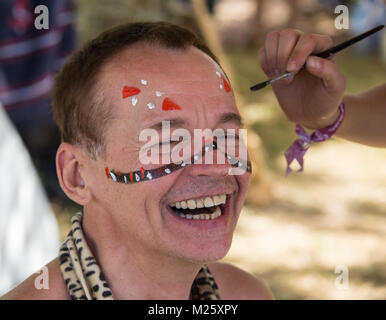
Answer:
[{"left": 315, "top": 24, "right": 384, "bottom": 59}]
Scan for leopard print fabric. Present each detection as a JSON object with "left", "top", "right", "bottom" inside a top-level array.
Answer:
[{"left": 59, "top": 212, "right": 220, "bottom": 300}]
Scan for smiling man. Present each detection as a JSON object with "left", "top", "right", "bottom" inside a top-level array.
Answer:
[{"left": 1, "top": 22, "right": 273, "bottom": 300}]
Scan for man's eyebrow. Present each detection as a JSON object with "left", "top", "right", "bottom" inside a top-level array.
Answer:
[
  {"left": 217, "top": 112, "right": 244, "bottom": 127},
  {"left": 147, "top": 118, "right": 187, "bottom": 131}
]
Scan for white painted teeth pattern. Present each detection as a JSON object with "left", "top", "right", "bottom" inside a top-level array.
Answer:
[{"left": 109, "top": 172, "right": 117, "bottom": 181}]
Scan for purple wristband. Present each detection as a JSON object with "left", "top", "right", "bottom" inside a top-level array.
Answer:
[{"left": 284, "top": 101, "right": 345, "bottom": 176}]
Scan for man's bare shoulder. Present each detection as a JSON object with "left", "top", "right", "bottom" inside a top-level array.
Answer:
[
  {"left": 0, "top": 258, "right": 69, "bottom": 300},
  {"left": 206, "top": 262, "right": 274, "bottom": 300}
]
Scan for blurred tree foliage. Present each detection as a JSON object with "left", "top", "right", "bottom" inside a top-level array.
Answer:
[{"left": 74, "top": 0, "right": 199, "bottom": 43}]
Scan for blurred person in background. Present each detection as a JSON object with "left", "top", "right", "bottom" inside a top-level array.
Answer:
[
  {"left": 0, "top": 0, "right": 77, "bottom": 202},
  {"left": 0, "top": 102, "right": 60, "bottom": 295},
  {"left": 0, "top": 0, "right": 75, "bottom": 296}
]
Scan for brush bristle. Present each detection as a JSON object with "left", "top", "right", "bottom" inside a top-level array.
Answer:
[{"left": 250, "top": 82, "right": 267, "bottom": 91}]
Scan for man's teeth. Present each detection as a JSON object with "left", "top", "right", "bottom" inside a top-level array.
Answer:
[
  {"left": 169, "top": 194, "right": 226, "bottom": 220},
  {"left": 171, "top": 194, "right": 226, "bottom": 210},
  {"left": 179, "top": 206, "right": 222, "bottom": 220}
]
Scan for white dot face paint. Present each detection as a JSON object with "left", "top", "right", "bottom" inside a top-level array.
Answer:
[
  {"left": 164, "top": 168, "right": 171, "bottom": 174},
  {"left": 215, "top": 71, "right": 221, "bottom": 78},
  {"left": 141, "top": 80, "right": 148, "bottom": 85},
  {"left": 146, "top": 172, "right": 152, "bottom": 180},
  {"left": 147, "top": 102, "right": 155, "bottom": 110},
  {"left": 155, "top": 91, "right": 163, "bottom": 97},
  {"left": 132, "top": 97, "right": 138, "bottom": 106},
  {"left": 219, "top": 84, "right": 223, "bottom": 89},
  {"left": 135, "top": 173, "right": 140, "bottom": 181},
  {"left": 109, "top": 172, "right": 117, "bottom": 182}
]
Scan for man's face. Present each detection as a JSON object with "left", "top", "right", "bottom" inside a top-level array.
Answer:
[{"left": 85, "top": 44, "right": 250, "bottom": 263}]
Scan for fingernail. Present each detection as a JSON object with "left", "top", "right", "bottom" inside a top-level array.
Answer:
[
  {"left": 287, "top": 60, "right": 297, "bottom": 72},
  {"left": 308, "top": 57, "right": 320, "bottom": 69}
]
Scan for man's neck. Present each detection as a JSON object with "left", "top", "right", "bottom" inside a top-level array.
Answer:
[{"left": 82, "top": 207, "right": 203, "bottom": 300}]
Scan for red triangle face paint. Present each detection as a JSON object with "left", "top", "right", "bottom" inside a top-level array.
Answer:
[
  {"left": 162, "top": 97, "right": 182, "bottom": 111},
  {"left": 222, "top": 75, "right": 231, "bottom": 93},
  {"left": 122, "top": 86, "right": 141, "bottom": 98}
]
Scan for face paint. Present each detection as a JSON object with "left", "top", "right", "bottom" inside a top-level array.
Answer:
[
  {"left": 156, "top": 91, "right": 163, "bottom": 97},
  {"left": 105, "top": 141, "right": 251, "bottom": 184},
  {"left": 132, "top": 97, "right": 138, "bottom": 106},
  {"left": 221, "top": 75, "right": 231, "bottom": 93},
  {"left": 141, "top": 79, "right": 148, "bottom": 85},
  {"left": 147, "top": 102, "right": 155, "bottom": 110},
  {"left": 162, "top": 97, "right": 182, "bottom": 111},
  {"left": 214, "top": 70, "right": 231, "bottom": 93},
  {"left": 122, "top": 86, "right": 141, "bottom": 98}
]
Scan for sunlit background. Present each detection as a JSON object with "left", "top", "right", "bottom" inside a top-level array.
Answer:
[{"left": 2, "top": 0, "right": 385, "bottom": 299}]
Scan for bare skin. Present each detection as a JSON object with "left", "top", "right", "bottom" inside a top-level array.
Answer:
[
  {"left": 0, "top": 259, "right": 273, "bottom": 300},
  {"left": 259, "top": 29, "right": 386, "bottom": 147},
  {"left": 1, "top": 44, "right": 273, "bottom": 300}
]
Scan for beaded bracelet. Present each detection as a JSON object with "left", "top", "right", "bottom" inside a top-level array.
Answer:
[{"left": 285, "top": 101, "right": 345, "bottom": 176}]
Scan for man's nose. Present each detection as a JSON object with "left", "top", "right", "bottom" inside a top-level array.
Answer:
[
  {"left": 188, "top": 142, "right": 231, "bottom": 177},
  {"left": 187, "top": 161, "right": 231, "bottom": 178}
]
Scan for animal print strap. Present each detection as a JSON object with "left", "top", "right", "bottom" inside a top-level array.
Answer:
[
  {"left": 59, "top": 213, "right": 113, "bottom": 299},
  {"left": 59, "top": 212, "right": 220, "bottom": 300}
]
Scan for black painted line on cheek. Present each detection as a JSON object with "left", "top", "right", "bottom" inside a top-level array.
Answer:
[{"left": 105, "top": 142, "right": 252, "bottom": 184}]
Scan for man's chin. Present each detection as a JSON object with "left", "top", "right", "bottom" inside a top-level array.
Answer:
[{"left": 171, "top": 236, "right": 233, "bottom": 265}]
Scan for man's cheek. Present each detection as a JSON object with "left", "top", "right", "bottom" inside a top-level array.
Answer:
[{"left": 237, "top": 173, "right": 250, "bottom": 197}]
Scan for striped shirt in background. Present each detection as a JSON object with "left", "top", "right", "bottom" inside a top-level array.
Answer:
[{"left": 0, "top": 0, "right": 76, "bottom": 133}]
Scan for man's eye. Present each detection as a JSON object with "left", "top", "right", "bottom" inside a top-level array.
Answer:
[
  {"left": 218, "top": 134, "right": 239, "bottom": 140},
  {"left": 159, "top": 136, "right": 185, "bottom": 146},
  {"left": 159, "top": 140, "right": 171, "bottom": 146}
]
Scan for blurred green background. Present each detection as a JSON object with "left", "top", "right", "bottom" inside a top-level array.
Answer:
[{"left": 53, "top": 0, "right": 386, "bottom": 299}]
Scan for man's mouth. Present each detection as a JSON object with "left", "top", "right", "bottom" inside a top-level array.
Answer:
[{"left": 168, "top": 194, "right": 227, "bottom": 220}]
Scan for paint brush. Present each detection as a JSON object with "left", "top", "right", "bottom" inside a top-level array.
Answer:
[{"left": 250, "top": 24, "right": 385, "bottom": 91}]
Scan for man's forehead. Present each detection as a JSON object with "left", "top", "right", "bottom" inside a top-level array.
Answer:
[
  {"left": 136, "top": 91, "right": 238, "bottom": 127},
  {"left": 105, "top": 44, "right": 224, "bottom": 86},
  {"left": 101, "top": 44, "right": 238, "bottom": 131}
]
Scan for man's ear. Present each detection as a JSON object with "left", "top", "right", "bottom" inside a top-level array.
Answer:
[{"left": 56, "top": 143, "right": 92, "bottom": 206}]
